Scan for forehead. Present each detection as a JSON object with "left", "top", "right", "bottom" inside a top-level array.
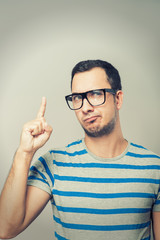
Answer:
[{"left": 72, "top": 67, "right": 111, "bottom": 93}]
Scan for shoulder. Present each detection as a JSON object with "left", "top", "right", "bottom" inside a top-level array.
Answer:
[
  {"left": 43, "top": 139, "right": 87, "bottom": 161},
  {"left": 127, "top": 142, "right": 160, "bottom": 163}
]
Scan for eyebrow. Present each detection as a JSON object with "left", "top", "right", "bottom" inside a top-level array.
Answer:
[{"left": 72, "top": 89, "right": 102, "bottom": 95}]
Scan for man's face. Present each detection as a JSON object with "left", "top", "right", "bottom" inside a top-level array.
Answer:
[{"left": 72, "top": 67, "right": 121, "bottom": 138}]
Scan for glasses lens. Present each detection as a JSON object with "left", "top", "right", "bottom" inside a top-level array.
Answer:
[
  {"left": 66, "top": 89, "right": 106, "bottom": 110},
  {"left": 87, "top": 90, "right": 105, "bottom": 106},
  {"left": 67, "top": 94, "right": 82, "bottom": 110}
]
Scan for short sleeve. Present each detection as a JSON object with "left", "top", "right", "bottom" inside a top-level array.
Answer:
[
  {"left": 153, "top": 189, "right": 160, "bottom": 212},
  {"left": 27, "top": 152, "right": 54, "bottom": 196}
]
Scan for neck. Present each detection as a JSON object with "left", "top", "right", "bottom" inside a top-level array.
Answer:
[{"left": 84, "top": 122, "right": 128, "bottom": 159}]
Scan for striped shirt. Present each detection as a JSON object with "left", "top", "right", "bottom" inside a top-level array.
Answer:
[{"left": 27, "top": 139, "right": 160, "bottom": 240}]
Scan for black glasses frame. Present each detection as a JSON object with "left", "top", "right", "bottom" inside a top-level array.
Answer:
[{"left": 65, "top": 88, "right": 117, "bottom": 110}]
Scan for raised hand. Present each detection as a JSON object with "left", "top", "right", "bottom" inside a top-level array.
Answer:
[{"left": 19, "top": 97, "right": 53, "bottom": 154}]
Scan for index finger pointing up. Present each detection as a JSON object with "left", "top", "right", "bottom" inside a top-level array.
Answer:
[{"left": 37, "top": 97, "right": 47, "bottom": 118}]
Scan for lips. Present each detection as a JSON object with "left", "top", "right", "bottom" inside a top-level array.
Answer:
[{"left": 83, "top": 115, "right": 100, "bottom": 123}]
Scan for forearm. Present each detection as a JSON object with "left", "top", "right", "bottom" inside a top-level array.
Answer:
[
  {"left": 0, "top": 149, "right": 34, "bottom": 238},
  {"left": 153, "top": 211, "right": 160, "bottom": 240},
  {"left": 0, "top": 97, "right": 52, "bottom": 239}
]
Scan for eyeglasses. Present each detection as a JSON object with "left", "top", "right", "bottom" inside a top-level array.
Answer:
[{"left": 65, "top": 88, "right": 116, "bottom": 110}]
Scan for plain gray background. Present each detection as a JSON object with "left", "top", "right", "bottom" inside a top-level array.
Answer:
[{"left": 0, "top": 0, "right": 159, "bottom": 239}]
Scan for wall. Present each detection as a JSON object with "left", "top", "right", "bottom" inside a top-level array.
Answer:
[{"left": 0, "top": 1, "right": 159, "bottom": 239}]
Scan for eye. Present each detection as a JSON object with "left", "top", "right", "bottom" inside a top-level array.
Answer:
[
  {"left": 90, "top": 90, "right": 103, "bottom": 97},
  {"left": 72, "top": 94, "right": 82, "bottom": 102}
]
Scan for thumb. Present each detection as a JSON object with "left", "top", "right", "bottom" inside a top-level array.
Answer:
[
  {"left": 37, "top": 123, "right": 52, "bottom": 147},
  {"left": 44, "top": 122, "right": 53, "bottom": 133}
]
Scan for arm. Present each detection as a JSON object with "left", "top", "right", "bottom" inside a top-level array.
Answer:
[
  {"left": 152, "top": 211, "right": 160, "bottom": 240},
  {"left": 0, "top": 97, "right": 53, "bottom": 239}
]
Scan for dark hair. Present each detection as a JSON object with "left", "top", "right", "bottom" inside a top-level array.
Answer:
[{"left": 71, "top": 59, "right": 122, "bottom": 90}]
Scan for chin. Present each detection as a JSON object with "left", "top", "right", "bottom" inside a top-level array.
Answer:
[{"left": 83, "top": 119, "right": 116, "bottom": 138}]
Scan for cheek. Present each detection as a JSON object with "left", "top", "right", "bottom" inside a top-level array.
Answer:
[
  {"left": 102, "top": 106, "right": 115, "bottom": 121},
  {"left": 75, "top": 110, "right": 82, "bottom": 122}
]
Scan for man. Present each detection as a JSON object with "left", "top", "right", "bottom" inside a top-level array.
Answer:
[{"left": 0, "top": 60, "right": 160, "bottom": 240}]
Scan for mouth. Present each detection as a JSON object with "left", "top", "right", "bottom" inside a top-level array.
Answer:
[{"left": 83, "top": 115, "right": 100, "bottom": 123}]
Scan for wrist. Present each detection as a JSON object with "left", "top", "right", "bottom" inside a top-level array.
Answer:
[
  {"left": 14, "top": 148, "right": 35, "bottom": 167},
  {"left": 16, "top": 147, "right": 35, "bottom": 158}
]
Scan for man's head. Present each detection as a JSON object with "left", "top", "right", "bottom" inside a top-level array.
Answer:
[
  {"left": 67, "top": 60, "right": 123, "bottom": 138},
  {"left": 71, "top": 59, "right": 122, "bottom": 91}
]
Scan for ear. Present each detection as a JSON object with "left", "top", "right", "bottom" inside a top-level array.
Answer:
[{"left": 115, "top": 90, "right": 123, "bottom": 110}]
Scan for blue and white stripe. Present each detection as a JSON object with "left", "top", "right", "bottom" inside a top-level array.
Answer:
[{"left": 27, "top": 140, "right": 160, "bottom": 240}]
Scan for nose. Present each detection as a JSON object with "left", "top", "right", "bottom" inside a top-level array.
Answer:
[{"left": 81, "top": 98, "right": 94, "bottom": 113}]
